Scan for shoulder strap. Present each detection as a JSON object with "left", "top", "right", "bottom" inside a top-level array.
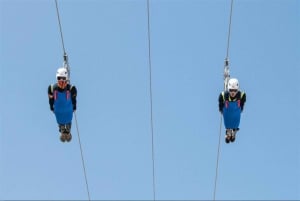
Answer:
[
  {"left": 65, "top": 84, "right": 73, "bottom": 91},
  {"left": 222, "top": 91, "right": 230, "bottom": 101},
  {"left": 240, "top": 91, "right": 245, "bottom": 99},
  {"left": 51, "top": 84, "right": 54, "bottom": 93},
  {"left": 51, "top": 83, "right": 59, "bottom": 93},
  {"left": 225, "top": 91, "right": 242, "bottom": 101},
  {"left": 236, "top": 91, "right": 243, "bottom": 100},
  {"left": 66, "top": 84, "right": 73, "bottom": 100}
]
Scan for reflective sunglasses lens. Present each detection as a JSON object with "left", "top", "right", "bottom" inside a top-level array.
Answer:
[{"left": 57, "top": 77, "right": 66, "bottom": 80}]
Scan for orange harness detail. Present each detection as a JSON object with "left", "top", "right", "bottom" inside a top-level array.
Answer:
[{"left": 54, "top": 90, "right": 70, "bottom": 101}]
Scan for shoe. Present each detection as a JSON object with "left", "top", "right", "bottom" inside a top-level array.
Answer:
[
  {"left": 225, "top": 136, "right": 230, "bottom": 143},
  {"left": 60, "top": 133, "right": 66, "bottom": 142},
  {"left": 230, "top": 128, "right": 239, "bottom": 142},
  {"left": 225, "top": 129, "right": 231, "bottom": 143},
  {"left": 230, "top": 133, "right": 236, "bottom": 142},
  {"left": 225, "top": 129, "right": 233, "bottom": 144},
  {"left": 65, "top": 133, "right": 72, "bottom": 142}
]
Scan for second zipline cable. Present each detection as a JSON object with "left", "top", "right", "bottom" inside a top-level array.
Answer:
[{"left": 146, "top": 0, "right": 156, "bottom": 200}]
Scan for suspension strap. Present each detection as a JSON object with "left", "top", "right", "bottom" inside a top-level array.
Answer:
[
  {"left": 63, "top": 52, "right": 70, "bottom": 80},
  {"left": 224, "top": 58, "right": 230, "bottom": 91}
]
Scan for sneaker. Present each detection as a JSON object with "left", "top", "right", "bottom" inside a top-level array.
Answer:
[
  {"left": 230, "top": 133, "right": 236, "bottom": 142},
  {"left": 225, "top": 129, "right": 233, "bottom": 143},
  {"left": 60, "top": 133, "right": 66, "bottom": 142},
  {"left": 225, "top": 136, "right": 230, "bottom": 143},
  {"left": 65, "top": 133, "right": 72, "bottom": 142},
  {"left": 230, "top": 128, "right": 239, "bottom": 142},
  {"left": 225, "top": 130, "right": 231, "bottom": 143}
]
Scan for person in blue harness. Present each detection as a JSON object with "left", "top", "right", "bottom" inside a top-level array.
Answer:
[
  {"left": 48, "top": 67, "right": 77, "bottom": 142},
  {"left": 218, "top": 78, "right": 246, "bottom": 143}
]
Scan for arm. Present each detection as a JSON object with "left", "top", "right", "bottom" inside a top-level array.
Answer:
[
  {"left": 218, "top": 93, "right": 224, "bottom": 113},
  {"left": 240, "top": 92, "right": 246, "bottom": 111},
  {"left": 70, "top": 86, "right": 77, "bottom": 111},
  {"left": 48, "top": 85, "right": 54, "bottom": 111}
]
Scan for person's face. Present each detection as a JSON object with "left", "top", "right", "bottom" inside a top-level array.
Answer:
[
  {"left": 57, "top": 76, "right": 67, "bottom": 88},
  {"left": 229, "top": 89, "right": 238, "bottom": 97}
]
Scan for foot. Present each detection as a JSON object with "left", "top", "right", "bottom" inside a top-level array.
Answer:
[
  {"left": 65, "top": 133, "right": 72, "bottom": 142},
  {"left": 225, "top": 136, "right": 230, "bottom": 143},
  {"left": 230, "top": 128, "right": 239, "bottom": 142},
  {"left": 60, "top": 133, "right": 66, "bottom": 142},
  {"left": 230, "top": 133, "right": 236, "bottom": 142},
  {"left": 59, "top": 124, "right": 71, "bottom": 143},
  {"left": 225, "top": 129, "right": 232, "bottom": 143}
]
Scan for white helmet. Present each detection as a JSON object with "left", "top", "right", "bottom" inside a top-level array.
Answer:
[
  {"left": 56, "top": 67, "right": 69, "bottom": 80},
  {"left": 227, "top": 78, "right": 239, "bottom": 90}
]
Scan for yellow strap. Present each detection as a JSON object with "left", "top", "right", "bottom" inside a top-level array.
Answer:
[{"left": 241, "top": 92, "right": 245, "bottom": 98}]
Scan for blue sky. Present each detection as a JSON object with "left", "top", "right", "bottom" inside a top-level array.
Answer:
[{"left": 0, "top": 0, "right": 299, "bottom": 200}]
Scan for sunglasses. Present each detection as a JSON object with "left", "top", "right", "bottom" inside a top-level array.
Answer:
[
  {"left": 229, "top": 89, "right": 238, "bottom": 92},
  {"left": 57, "top": 76, "right": 67, "bottom": 81}
]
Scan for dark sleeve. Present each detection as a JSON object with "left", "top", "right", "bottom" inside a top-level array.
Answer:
[
  {"left": 71, "top": 85, "right": 77, "bottom": 110},
  {"left": 48, "top": 85, "right": 54, "bottom": 111},
  {"left": 218, "top": 93, "right": 224, "bottom": 112},
  {"left": 240, "top": 92, "right": 246, "bottom": 111}
]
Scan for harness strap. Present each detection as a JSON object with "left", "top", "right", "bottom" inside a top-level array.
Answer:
[
  {"left": 225, "top": 100, "right": 229, "bottom": 108},
  {"left": 52, "top": 84, "right": 72, "bottom": 100},
  {"left": 222, "top": 91, "right": 241, "bottom": 108},
  {"left": 54, "top": 90, "right": 58, "bottom": 100},
  {"left": 66, "top": 90, "right": 70, "bottom": 100}
]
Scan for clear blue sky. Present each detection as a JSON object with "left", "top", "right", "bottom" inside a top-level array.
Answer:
[{"left": 1, "top": 0, "right": 299, "bottom": 200}]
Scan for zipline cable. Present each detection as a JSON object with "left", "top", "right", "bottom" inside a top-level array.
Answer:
[
  {"left": 213, "top": 0, "right": 234, "bottom": 200},
  {"left": 54, "top": 1, "right": 90, "bottom": 200},
  {"left": 55, "top": 0, "right": 70, "bottom": 75},
  {"left": 54, "top": 0, "right": 66, "bottom": 55},
  {"left": 74, "top": 112, "right": 91, "bottom": 201},
  {"left": 213, "top": 115, "right": 224, "bottom": 201},
  {"left": 146, "top": 0, "right": 156, "bottom": 200},
  {"left": 225, "top": 0, "right": 234, "bottom": 60},
  {"left": 224, "top": 0, "right": 234, "bottom": 91}
]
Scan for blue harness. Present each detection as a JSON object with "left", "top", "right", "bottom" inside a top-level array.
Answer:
[
  {"left": 223, "top": 100, "right": 241, "bottom": 129},
  {"left": 53, "top": 88, "right": 73, "bottom": 125}
]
